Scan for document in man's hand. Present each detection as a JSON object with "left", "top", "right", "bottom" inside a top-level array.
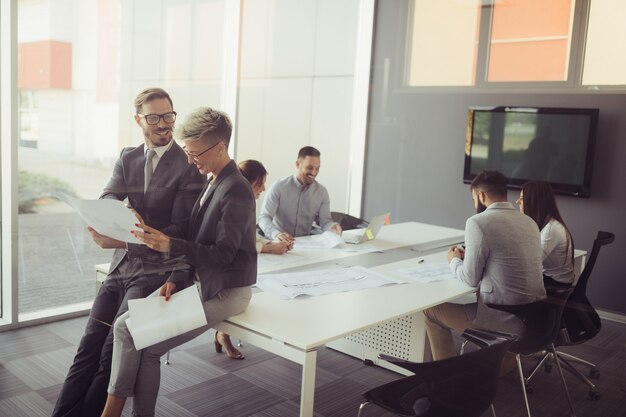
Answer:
[
  {"left": 126, "top": 284, "right": 208, "bottom": 350},
  {"left": 58, "top": 193, "right": 143, "bottom": 244}
]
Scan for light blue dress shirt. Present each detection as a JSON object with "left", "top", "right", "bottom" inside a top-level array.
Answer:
[{"left": 258, "top": 175, "right": 336, "bottom": 239}]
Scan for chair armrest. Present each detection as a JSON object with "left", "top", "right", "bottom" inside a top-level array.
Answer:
[
  {"left": 378, "top": 354, "right": 423, "bottom": 374},
  {"left": 462, "top": 328, "right": 516, "bottom": 348}
]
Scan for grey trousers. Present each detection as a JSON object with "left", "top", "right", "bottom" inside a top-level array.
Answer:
[{"left": 108, "top": 286, "right": 252, "bottom": 417}]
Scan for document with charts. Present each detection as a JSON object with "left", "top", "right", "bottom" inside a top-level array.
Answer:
[
  {"left": 257, "top": 252, "right": 304, "bottom": 269},
  {"left": 394, "top": 262, "right": 456, "bottom": 284},
  {"left": 256, "top": 265, "right": 403, "bottom": 299}
]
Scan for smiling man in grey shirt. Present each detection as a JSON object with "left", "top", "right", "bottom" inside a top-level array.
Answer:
[{"left": 258, "top": 146, "right": 341, "bottom": 242}]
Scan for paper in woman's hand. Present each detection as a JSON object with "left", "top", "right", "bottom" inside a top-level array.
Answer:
[{"left": 125, "top": 284, "right": 208, "bottom": 350}]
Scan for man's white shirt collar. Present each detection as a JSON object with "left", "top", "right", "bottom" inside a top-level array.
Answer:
[{"left": 145, "top": 139, "right": 174, "bottom": 158}]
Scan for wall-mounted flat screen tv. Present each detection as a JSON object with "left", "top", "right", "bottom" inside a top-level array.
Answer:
[{"left": 464, "top": 106, "right": 599, "bottom": 198}]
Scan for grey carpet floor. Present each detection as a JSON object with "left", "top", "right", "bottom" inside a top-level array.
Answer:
[{"left": 0, "top": 317, "right": 625, "bottom": 417}]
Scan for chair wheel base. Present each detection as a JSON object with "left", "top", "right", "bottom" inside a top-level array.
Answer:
[
  {"left": 363, "top": 359, "right": 374, "bottom": 366},
  {"left": 588, "top": 390, "right": 601, "bottom": 401},
  {"left": 525, "top": 384, "right": 534, "bottom": 394}
]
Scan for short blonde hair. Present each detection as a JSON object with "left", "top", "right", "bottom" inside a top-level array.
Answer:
[{"left": 175, "top": 107, "right": 232, "bottom": 145}]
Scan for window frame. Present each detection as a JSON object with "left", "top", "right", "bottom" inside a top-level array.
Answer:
[{"left": 402, "top": 0, "right": 626, "bottom": 92}]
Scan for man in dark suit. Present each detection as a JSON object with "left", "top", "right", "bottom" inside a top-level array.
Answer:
[
  {"left": 99, "top": 107, "right": 257, "bottom": 417},
  {"left": 52, "top": 88, "right": 205, "bottom": 417}
]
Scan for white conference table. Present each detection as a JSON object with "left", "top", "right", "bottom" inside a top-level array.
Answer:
[
  {"left": 214, "top": 222, "right": 472, "bottom": 417},
  {"left": 94, "top": 221, "right": 585, "bottom": 417}
]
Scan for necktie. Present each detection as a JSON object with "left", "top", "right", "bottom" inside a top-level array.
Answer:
[{"left": 144, "top": 149, "right": 157, "bottom": 193}]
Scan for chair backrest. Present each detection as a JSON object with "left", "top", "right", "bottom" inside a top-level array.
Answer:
[
  {"left": 487, "top": 287, "right": 573, "bottom": 355},
  {"left": 380, "top": 338, "right": 514, "bottom": 417},
  {"left": 560, "top": 230, "right": 615, "bottom": 344},
  {"left": 574, "top": 231, "right": 614, "bottom": 295}
]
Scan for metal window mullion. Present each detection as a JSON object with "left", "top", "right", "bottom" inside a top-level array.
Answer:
[
  {"left": 474, "top": 3, "right": 493, "bottom": 89},
  {"left": 568, "top": 0, "right": 591, "bottom": 88},
  {"left": 0, "top": 0, "right": 18, "bottom": 329}
]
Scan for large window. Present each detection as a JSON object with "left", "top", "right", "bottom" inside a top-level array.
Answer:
[
  {"left": 408, "top": 0, "right": 626, "bottom": 89},
  {"left": 582, "top": 0, "right": 626, "bottom": 86},
  {"left": 3, "top": 0, "right": 367, "bottom": 324},
  {"left": 487, "top": 0, "right": 574, "bottom": 82},
  {"left": 14, "top": 0, "right": 229, "bottom": 318},
  {"left": 408, "top": 0, "right": 481, "bottom": 86}
]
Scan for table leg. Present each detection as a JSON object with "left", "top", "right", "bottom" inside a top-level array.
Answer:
[{"left": 299, "top": 350, "right": 318, "bottom": 417}]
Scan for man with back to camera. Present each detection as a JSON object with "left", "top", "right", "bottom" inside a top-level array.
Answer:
[
  {"left": 258, "top": 146, "right": 341, "bottom": 243},
  {"left": 423, "top": 170, "right": 546, "bottom": 360},
  {"left": 52, "top": 88, "right": 205, "bottom": 417}
]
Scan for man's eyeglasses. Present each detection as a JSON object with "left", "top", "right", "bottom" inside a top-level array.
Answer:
[
  {"left": 183, "top": 141, "right": 221, "bottom": 161},
  {"left": 137, "top": 111, "right": 177, "bottom": 125}
]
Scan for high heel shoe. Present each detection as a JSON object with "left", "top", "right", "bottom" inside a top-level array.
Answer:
[{"left": 214, "top": 331, "right": 245, "bottom": 360}]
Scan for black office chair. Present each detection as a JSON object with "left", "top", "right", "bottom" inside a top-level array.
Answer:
[
  {"left": 331, "top": 211, "right": 368, "bottom": 230},
  {"left": 485, "top": 287, "right": 576, "bottom": 417},
  {"left": 528, "top": 231, "right": 615, "bottom": 401},
  {"left": 356, "top": 330, "right": 514, "bottom": 417}
]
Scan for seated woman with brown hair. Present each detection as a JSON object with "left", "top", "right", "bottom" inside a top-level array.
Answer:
[
  {"left": 516, "top": 181, "right": 575, "bottom": 287},
  {"left": 214, "top": 159, "right": 293, "bottom": 359}
]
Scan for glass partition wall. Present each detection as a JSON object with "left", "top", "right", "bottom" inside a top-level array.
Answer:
[{"left": 1, "top": 0, "right": 368, "bottom": 325}]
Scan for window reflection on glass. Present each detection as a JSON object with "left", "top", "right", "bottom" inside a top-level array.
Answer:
[
  {"left": 19, "top": 91, "right": 39, "bottom": 149},
  {"left": 487, "top": 0, "right": 574, "bottom": 82},
  {"left": 582, "top": 0, "right": 626, "bottom": 86},
  {"left": 408, "top": 0, "right": 481, "bottom": 86}
]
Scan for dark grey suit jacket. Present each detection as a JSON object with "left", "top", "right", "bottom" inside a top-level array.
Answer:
[
  {"left": 101, "top": 141, "right": 205, "bottom": 276},
  {"left": 167, "top": 160, "right": 257, "bottom": 301}
]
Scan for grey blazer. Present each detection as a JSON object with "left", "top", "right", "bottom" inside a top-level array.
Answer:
[
  {"left": 101, "top": 141, "right": 205, "bottom": 275},
  {"left": 450, "top": 202, "right": 546, "bottom": 333},
  {"left": 168, "top": 160, "right": 257, "bottom": 301}
]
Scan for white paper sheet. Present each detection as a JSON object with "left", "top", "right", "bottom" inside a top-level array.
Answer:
[
  {"left": 125, "top": 284, "right": 208, "bottom": 350},
  {"left": 394, "top": 262, "right": 456, "bottom": 284},
  {"left": 58, "top": 193, "right": 143, "bottom": 244},
  {"left": 257, "top": 252, "right": 304, "bottom": 269},
  {"left": 293, "top": 231, "right": 344, "bottom": 250},
  {"left": 338, "top": 244, "right": 384, "bottom": 253},
  {"left": 256, "top": 265, "right": 403, "bottom": 299}
]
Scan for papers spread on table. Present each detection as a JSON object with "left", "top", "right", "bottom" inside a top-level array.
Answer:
[
  {"left": 258, "top": 252, "right": 304, "bottom": 269},
  {"left": 393, "top": 262, "right": 456, "bottom": 284},
  {"left": 126, "top": 284, "right": 207, "bottom": 350},
  {"left": 58, "top": 193, "right": 143, "bottom": 244},
  {"left": 292, "top": 231, "right": 383, "bottom": 253},
  {"left": 256, "top": 265, "right": 403, "bottom": 299},
  {"left": 293, "top": 231, "right": 344, "bottom": 250}
]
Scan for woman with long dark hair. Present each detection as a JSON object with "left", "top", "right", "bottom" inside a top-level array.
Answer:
[
  {"left": 516, "top": 181, "right": 575, "bottom": 286},
  {"left": 214, "top": 159, "right": 293, "bottom": 359}
]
